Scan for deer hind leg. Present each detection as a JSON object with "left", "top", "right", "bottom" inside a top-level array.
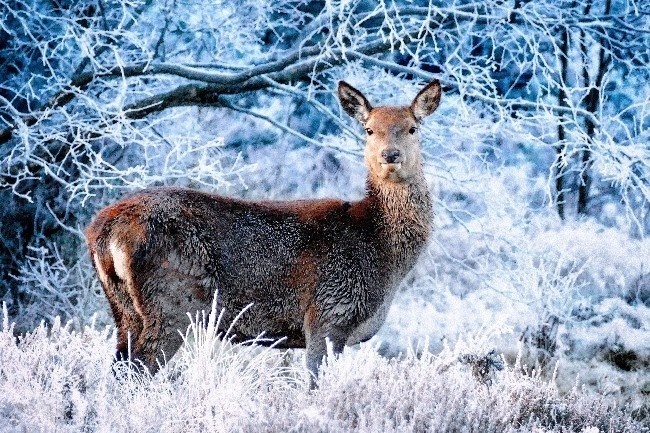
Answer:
[
  {"left": 90, "top": 249, "right": 145, "bottom": 371},
  {"left": 129, "top": 269, "right": 216, "bottom": 374},
  {"left": 107, "top": 244, "right": 194, "bottom": 375},
  {"left": 129, "top": 304, "right": 188, "bottom": 375},
  {"left": 110, "top": 282, "right": 144, "bottom": 365}
]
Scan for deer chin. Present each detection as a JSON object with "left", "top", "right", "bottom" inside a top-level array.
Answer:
[{"left": 377, "top": 162, "right": 408, "bottom": 182}]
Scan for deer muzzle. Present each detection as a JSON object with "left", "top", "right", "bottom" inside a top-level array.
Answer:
[{"left": 380, "top": 148, "right": 403, "bottom": 171}]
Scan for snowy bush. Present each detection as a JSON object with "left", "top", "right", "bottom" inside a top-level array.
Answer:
[{"left": 0, "top": 304, "right": 646, "bottom": 433}]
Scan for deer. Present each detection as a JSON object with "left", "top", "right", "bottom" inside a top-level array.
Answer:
[{"left": 85, "top": 79, "right": 441, "bottom": 386}]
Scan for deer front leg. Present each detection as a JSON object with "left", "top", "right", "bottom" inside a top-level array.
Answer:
[{"left": 304, "top": 308, "right": 346, "bottom": 388}]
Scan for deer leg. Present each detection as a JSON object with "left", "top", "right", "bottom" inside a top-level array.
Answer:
[
  {"left": 129, "top": 301, "right": 194, "bottom": 375},
  {"left": 114, "top": 313, "right": 143, "bottom": 363},
  {"left": 130, "top": 277, "right": 214, "bottom": 374},
  {"left": 304, "top": 309, "right": 347, "bottom": 388},
  {"left": 305, "top": 331, "right": 346, "bottom": 388},
  {"left": 101, "top": 278, "right": 144, "bottom": 370},
  {"left": 126, "top": 308, "right": 163, "bottom": 374}
]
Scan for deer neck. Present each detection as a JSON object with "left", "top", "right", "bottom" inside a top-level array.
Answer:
[{"left": 366, "top": 170, "right": 432, "bottom": 276}]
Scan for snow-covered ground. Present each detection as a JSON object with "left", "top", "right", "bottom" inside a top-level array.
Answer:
[{"left": 0, "top": 300, "right": 646, "bottom": 433}]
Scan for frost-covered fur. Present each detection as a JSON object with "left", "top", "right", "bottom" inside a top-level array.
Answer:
[{"left": 85, "top": 81, "right": 439, "bottom": 381}]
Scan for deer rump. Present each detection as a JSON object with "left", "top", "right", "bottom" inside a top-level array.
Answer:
[{"left": 88, "top": 186, "right": 390, "bottom": 353}]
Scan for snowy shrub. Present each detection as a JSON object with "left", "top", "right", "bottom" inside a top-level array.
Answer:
[
  {"left": 0, "top": 304, "right": 646, "bottom": 433},
  {"left": 10, "top": 244, "right": 109, "bottom": 329}
]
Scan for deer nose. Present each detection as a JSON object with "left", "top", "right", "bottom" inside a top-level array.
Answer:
[{"left": 381, "top": 149, "right": 401, "bottom": 163}]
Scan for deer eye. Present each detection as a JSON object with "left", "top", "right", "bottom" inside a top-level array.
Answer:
[
  {"left": 408, "top": 126, "right": 417, "bottom": 134},
  {"left": 365, "top": 128, "right": 374, "bottom": 135}
]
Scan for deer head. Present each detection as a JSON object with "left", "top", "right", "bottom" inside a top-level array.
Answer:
[{"left": 338, "top": 80, "right": 441, "bottom": 183}]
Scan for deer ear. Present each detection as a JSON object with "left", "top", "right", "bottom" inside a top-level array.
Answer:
[
  {"left": 411, "top": 80, "right": 441, "bottom": 121},
  {"left": 338, "top": 81, "right": 373, "bottom": 124}
]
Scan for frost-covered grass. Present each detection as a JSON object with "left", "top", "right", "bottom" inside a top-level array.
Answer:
[{"left": 0, "top": 302, "right": 646, "bottom": 433}]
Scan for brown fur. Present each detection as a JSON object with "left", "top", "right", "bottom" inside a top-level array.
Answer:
[{"left": 86, "top": 80, "right": 442, "bottom": 384}]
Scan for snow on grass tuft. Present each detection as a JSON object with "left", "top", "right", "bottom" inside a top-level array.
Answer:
[{"left": 0, "top": 303, "right": 646, "bottom": 433}]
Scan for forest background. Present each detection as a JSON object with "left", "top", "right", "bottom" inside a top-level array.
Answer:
[{"left": 0, "top": 1, "right": 648, "bottom": 431}]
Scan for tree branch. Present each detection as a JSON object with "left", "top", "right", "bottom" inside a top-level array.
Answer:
[{"left": 121, "top": 37, "right": 396, "bottom": 119}]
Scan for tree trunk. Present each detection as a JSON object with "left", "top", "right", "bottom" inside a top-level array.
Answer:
[
  {"left": 578, "top": 0, "right": 611, "bottom": 215},
  {"left": 555, "top": 27, "right": 570, "bottom": 220}
]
